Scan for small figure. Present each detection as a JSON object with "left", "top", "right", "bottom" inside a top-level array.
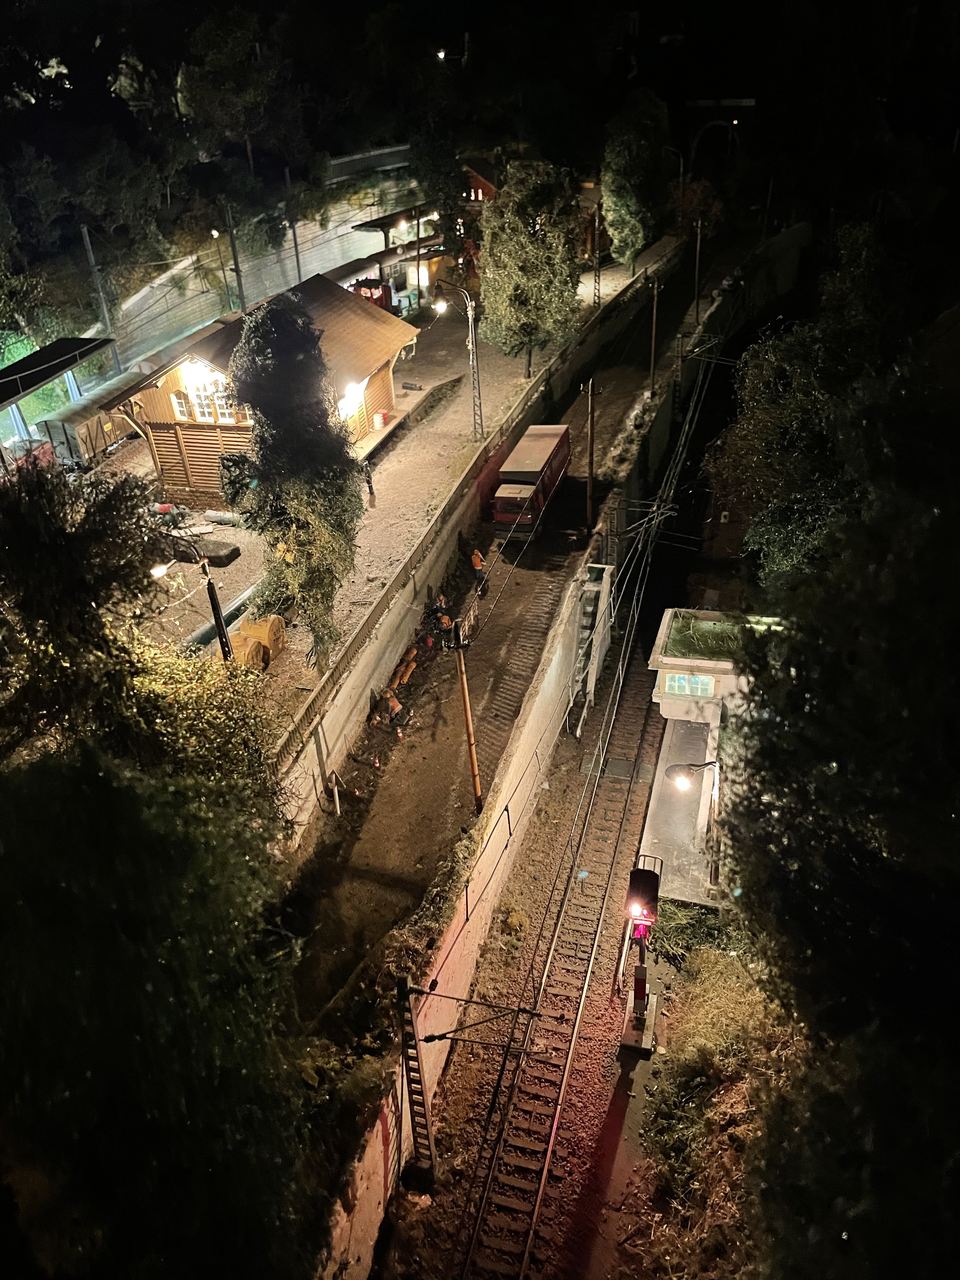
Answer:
[
  {"left": 471, "top": 548, "right": 488, "bottom": 595},
  {"left": 361, "top": 460, "right": 376, "bottom": 508}
]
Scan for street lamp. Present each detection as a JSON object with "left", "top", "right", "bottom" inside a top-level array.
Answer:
[
  {"left": 665, "top": 760, "right": 719, "bottom": 792},
  {"left": 433, "top": 281, "right": 485, "bottom": 441},
  {"left": 211, "top": 229, "right": 231, "bottom": 309}
]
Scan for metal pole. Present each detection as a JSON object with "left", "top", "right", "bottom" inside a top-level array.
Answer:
[
  {"left": 81, "top": 224, "right": 122, "bottom": 374},
  {"left": 415, "top": 204, "right": 422, "bottom": 312},
  {"left": 761, "top": 176, "right": 774, "bottom": 241},
  {"left": 284, "top": 167, "right": 303, "bottom": 284},
  {"left": 224, "top": 204, "right": 247, "bottom": 313},
  {"left": 592, "top": 202, "right": 601, "bottom": 308},
  {"left": 586, "top": 376, "right": 595, "bottom": 529},
  {"left": 453, "top": 620, "right": 483, "bottom": 814},
  {"left": 649, "top": 277, "right": 660, "bottom": 396},
  {"left": 212, "top": 232, "right": 231, "bottom": 308},
  {"left": 466, "top": 296, "right": 485, "bottom": 440},
  {"left": 694, "top": 216, "right": 703, "bottom": 326},
  {"left": 673, "top": 331, "right": 684, "bottom": 423},
  {"left": 201, "top": 560, "right": 233, "bottom": 661}
]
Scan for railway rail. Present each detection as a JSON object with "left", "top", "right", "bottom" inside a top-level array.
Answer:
[{"left": 456, "top": 658, "right": 664, "bottom": 1280}]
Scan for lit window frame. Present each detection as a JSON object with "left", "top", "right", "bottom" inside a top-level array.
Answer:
[
  {"left": 193, "top": 389, "right": 216, "bottom": 423},
  {"left": 213, "top": 391, "right": 235, "bottom": 424},
  {"left": 664, "top": 672, "right": 716, "bottom": 698},
  {"left": 170, "top": 390, "right": 192, "bottom": 421}
]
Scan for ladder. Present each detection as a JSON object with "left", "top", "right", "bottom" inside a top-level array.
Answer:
[{"left": 397, "top": 976, "right": 437, "bottom": 1191}]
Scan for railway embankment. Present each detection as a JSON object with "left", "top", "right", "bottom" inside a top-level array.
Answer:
[{"left": 312, "top": 224, "right": 811, "bottom": 1279}]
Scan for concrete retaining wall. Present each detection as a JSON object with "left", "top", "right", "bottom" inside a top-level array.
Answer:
[{"left": 316, "top": 223, "right": 811, "bottom": 1277}]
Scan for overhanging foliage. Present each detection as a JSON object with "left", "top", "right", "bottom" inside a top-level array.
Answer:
[
  {"left": 224, "top": 295, "right": 363, "bottom": 660},
  {"left": 479, "top": 160, "right": 581, "bottom": 366}
]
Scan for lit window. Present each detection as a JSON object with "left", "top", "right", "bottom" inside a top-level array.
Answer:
[
  {"left": 171, "top": 390, "right": 191, "bottom": 420},
  {"left": 194, "top": 390, "right": 215, "bottom": 422},
  {"left": 665, "top": 673, "right": 715, "bottom": 697},
  {"left": 213, "top": 391, "right": 235, "bottom": 424}
]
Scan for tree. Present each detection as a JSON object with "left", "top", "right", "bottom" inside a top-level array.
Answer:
[
  {"left": 672, "top": 176, "right": 724, "bottom": 239},
  {"left": 724, "top": 435, "right": 960, "bottom": 1276},
  {"left": 0, "top": 749, "right": 314, "bottom": 1279},
  {"left": 479, "top": 160, "right": 581, "bottom": 377},
  {"left": 0, "top": 464, "right": 171, "bottom": 760},
  {"left": 178, "top": 12, "right": 305, "bottom": 177},
  {"left": 706, "top": 225, "right": 906, "bottom": 587},
  {"left": 410, "top": 122, "right": 472, "bottom": 268},
  {"left": 223, "top": 295, "right": 363, "bottom": 659},
  {"left": 601, "top": 91, "right": 670, "bottom": 269}
]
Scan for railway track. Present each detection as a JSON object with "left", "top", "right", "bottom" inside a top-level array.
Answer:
[{"left": 457, "top": 658, "right": 663, "bottom": 1280}]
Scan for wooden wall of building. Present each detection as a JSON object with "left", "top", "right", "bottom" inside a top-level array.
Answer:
[{"left": 145, "top": 421, "right": 253, "bottom": 493}]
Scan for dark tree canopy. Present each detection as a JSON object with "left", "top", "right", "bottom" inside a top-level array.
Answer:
[
  {"left": 707, "top": 225, "right": 908, "bottom": 587},
  {"left": 601, "top": 91, "right": 670, "bottom": 268},
  {"left": 717, "top": 223, "right": 959, "bottom": 1275},
  {"left": 0, "top": 750, "right": 312, "bottom": 1279},
  {"left": 224, "top": 294, "right": 363, "bottom": 658}
]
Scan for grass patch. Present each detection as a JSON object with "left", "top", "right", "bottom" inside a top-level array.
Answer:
[
  {"left": 641, "top": 945, "right": 804, "bottom": 1278},
  {"left": 649, "top": 899, "right": 750, "bottom": 969}
]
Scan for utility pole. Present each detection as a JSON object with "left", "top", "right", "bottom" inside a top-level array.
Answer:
[
  {"left": 465, "top": 295, "right": 485, "bottom": 440},
  {"left": 452, "top": 619, "right": 483, "bottom": 814},
  {"left": 211, "top": 230, "right": 232, "bottom": 309},
  {"left": 201, "top": 559, "right": 233, "bottom": 661},
  {"left": 433, "top": 280, "right": 484, "bottom": 439},
  {"left": 80, "top": 225, "right": 122, "bottom": 374},
  {"left": 284, "top": 168, "right": 303, "bottom": 284},
  {"left": 761, "top": 176, "right": 774, "bottom": 242},
  {"left": 586, "top": 376, "right": 595, "bottom": 529},
  {"left": 592, "top": 202, "right": 601, "bottom": 308},
  {"left": 415, "top": 203, "right": 422, "bottom": 311},
  {"left": 649, "top": 277, "right": 660, "bottom": 397},
  {"left": 673, "top": 332, "right": 684, "bottom": 423},
  {"left": 397, "top": 975, "right": 437, "bottom": 1191},
  {"left": 694, "top": 216, "right": 703, "bottom": 327},
  {"left": 224, "top": 203, "right": 247, "bottom": 312}
]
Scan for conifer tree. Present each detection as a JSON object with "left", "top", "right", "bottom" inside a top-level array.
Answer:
[{"left": 479, "top": 160, "right": 581, "bottom": 378}]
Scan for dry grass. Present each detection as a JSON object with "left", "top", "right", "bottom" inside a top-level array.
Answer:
[{"left": 638, "top": 947, "right": 805, "bottom": 1280}]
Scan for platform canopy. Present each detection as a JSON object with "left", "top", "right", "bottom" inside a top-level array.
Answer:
[{"left": 0, "top": 337, "right": 116, "bottom": 414}]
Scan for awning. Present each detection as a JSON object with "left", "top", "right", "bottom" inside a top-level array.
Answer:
[{"left": 0, "top": 337, "right": 116, "bottom": 413}]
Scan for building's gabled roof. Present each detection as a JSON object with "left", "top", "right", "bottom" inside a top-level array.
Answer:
[
  {"left": 285, "top": 273, "right": 419, "bottom": 390},
  {"left": 104, "top": 274, "right": 419, "bottom": 407},
  {"left": 185, "top": 274, "right": 418, "bottom": 392},
  {"left": 462, "top": 157, "right": 499, "bottom": 188}
]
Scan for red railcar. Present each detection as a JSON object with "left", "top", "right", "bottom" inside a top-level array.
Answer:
[{"left": 491, "top": 424, "right": 570, "bottom": 541}]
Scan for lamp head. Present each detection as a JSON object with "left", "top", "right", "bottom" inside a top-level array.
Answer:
[{"left": 665, "top": 763, "right": 695, "bottom": 792}]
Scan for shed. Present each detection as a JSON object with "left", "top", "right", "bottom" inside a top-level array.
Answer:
[{"left": 105, "top": 276, "right": 418, "bottom": 495}]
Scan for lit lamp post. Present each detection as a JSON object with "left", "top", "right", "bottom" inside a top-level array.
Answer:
[
  {"left": 433, "top": 281, "right": 485, "bottom": 441},
  {"left": 666, "top": 761, "right": 721, "bottom": 884},
  {"left": 665, "top": 760, "right": 719, "bottom": 792},
  {"left": 211, "top": 230, "right": 231, "bottom": 309}
]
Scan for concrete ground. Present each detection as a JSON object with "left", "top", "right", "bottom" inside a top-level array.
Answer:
[{"left": 641, "top": 719, "right": 716, "bottom": 906}]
